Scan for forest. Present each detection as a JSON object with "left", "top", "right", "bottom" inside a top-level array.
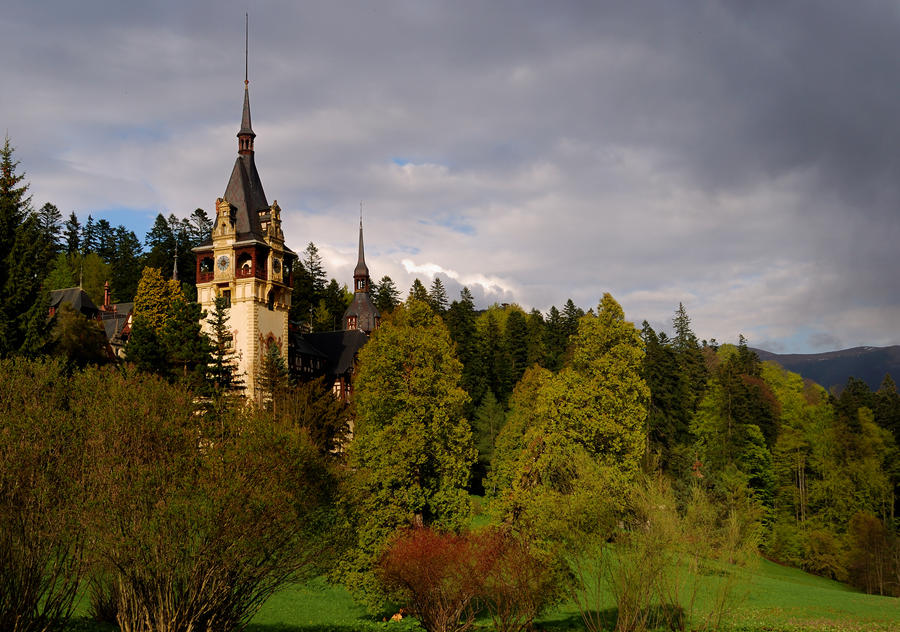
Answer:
[{"left": 2, "top": 134, "right": 899, "bottom": 632}]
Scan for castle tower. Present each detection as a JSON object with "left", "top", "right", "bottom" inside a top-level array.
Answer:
[
  {"left": 193, "top": 62, "right": 294, "bottom": 399},
  {"left": 342, "top": 216, "right": 380, "bottom": 334}
]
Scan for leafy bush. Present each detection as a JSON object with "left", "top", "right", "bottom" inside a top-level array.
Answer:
[
  {"left": 377, "top": 528, "right": 483, "bottom": 632},
  {"left": 0, "top": 358, "right": 87, "bottom": 632},
  {"left": 73, "top": 366, "right": 340, "bottom": 632}
]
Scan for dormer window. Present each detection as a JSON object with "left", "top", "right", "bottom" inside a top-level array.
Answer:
[{"left": 347, "top": 315, "right": 357, "bottom": 330}]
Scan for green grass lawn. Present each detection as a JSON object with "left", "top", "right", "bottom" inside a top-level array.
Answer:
[{"left": 67, "top": 556, "right": 898, "bottom": 632}]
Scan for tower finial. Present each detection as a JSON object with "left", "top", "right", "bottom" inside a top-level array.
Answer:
[
  {"left": 244, "top": 13, "right": 249, "bottom": 88},
  {"left": 360, "top": 200, "right": 363, "bottom": 227}
]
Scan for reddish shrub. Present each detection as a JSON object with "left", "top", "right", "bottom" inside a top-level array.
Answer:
[{"left": 377, "top": 528, "right": 483, "bottom": 632}]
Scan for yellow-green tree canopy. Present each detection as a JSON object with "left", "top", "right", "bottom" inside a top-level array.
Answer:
[
  {"left": 132, "top": 266, "right": 183, "bottom": 335},
  {"left": 490, "top": 293, "right": 649, "bottom": 544},
  {"left": 340, "top": 298, "right": 475, "bottom": 608}
]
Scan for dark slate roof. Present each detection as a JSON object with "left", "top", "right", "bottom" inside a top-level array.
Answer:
[
  {"left": 238, "top": 87, "right": 255, "bottom": 138},
  {"left": 224, "top": 153, "right": 268, "bottom": 243},
  {"left": 300, "top": 330, "right": 369, "bottom": 377},
  {"left": 343, "top": 292, "right": 380, "bottom": 333},
  {"left": 49, "top": 288, "right": 99, "bottom": 318}
]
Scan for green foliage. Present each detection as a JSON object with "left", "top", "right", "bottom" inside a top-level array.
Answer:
[
  {"left": 407, "top": 278, "right": 429, "bottom": 303},
  {"left": 50, "top": 303, "right": 109, "bottom": 368},
  {"left": 71, "top": 366, "right": 340, "bottom": 632},
  {"left": 207, "top": 296, "right": 242, "bottom": 394},
  {"left": 44, "top": 252, "right": 111, "bottom": 306},
  {"left": 0, "top": 358, "right": 88, "bottom": 631},
  {"left": 471, "top": 390, "right": 506, "bottom": 493},
  {"left": 490, "top": 294, "right": 648, "bottom": 551},
  {"left": 372, "top": 275, "right": 401, "bottom": 314},
  {"left": 341, "top": 299, "right": 475, "bottom": 608},
  {"left": 428, "top": 277, "right": 449, "bottom": 313}
]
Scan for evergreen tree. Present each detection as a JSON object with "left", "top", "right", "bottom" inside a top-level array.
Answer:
[
  {"left": 323, "top": 279, "right": 352, "bottom": 328},
  {"left": 290, "top": 242, "right": 327, "bottom": 328},
  {"left": 144, "top": 213, "right": 175, "bottom": 271},
  {"left": 671, "top": 303, "right": 709, "bottom": 418},
  {"left": 525, "top": 308, "right": 547, "bottom": 368},
  {"left": 206, "top": 297, "right": 242, "bottom": 393},
  {"left": 35, "top": 202, "right": 63, "bottom": 254},
  {"left": 561, "top": 298, "right": 583, "bottom": 340},
  {"left": 479, "top": 309, "right": 511, "bottom": 403},
  {"left": 428, "top": 276, "right": 449, "bottom": 313},
  {"left": 109, "top": 226, "right": 143, "bottom": 302},
  {"left": 159, "top": 297, "right": 211, "bottom": 388},
  {"left": 126, "top": 316, "right": 167, "bottom": 376},
  {"left": 544, "top": 305, "right": 567, "bottom": 371},
  {"left": 445, "top": 287, "right": 483, "bottom": 410},
  {"left": 875, "top": 374, "right": 900, "bottom": 444},
  {"left": 302, "top": 242, "right": 327, "bottom": 297},
  {"left": 187, "top": 208, "right": 213, "bottom": 245},
  {"left": 95, "top": 219, "right": 116, "bottom": 262},
  {"left": 340, "top": 299, "right": 475, "bottom": 607},
  {"left": 471, "top": 390, "right": 505, "bottom": 494},
  {"left": 257, "top": 342, "right": 290, "bottom": 415},
  {"left": 372, "top": 275, "right": 400, "bottom": 314},
  {"left": 407, "top": 278, "right": 429, "bottom": 303},
  {"left": 641, "top": 321, "right": 689, "bottom": 462},
  {"left": 0, "top": 136, "right": 33, "bottom": 355},
  {"left": 63, "top": 212, "right": 81, "bottom": 254},
  {"left": 504, "top": 308, "right": 529, "bottom": 388},
  {"left": 81, "top": 215, "right": 97, "bottom": 254}
]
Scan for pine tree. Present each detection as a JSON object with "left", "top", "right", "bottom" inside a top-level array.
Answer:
[
  {"left": 144, "top": 213, "right": 175, "bottom": 271},
  {"left": 544, "top": 305, "right": 566, "bottom": 371},
  {"left": 257, "top": 342, "right": 290, "bottom": 415},
  {"left": 372, "top": 275, "right": 400, "bottom": 314},
  {"left": 504, "top": 308, "right": 529, "bottom": 388},
  {"left": 63, "top": 212, "right": 81, "bottom": 254},
  {"left": 207, "top": 297, "right": 242, "bottom": 393},
  {"left": 95, "top": 219, "right": 116, "bottom": 262},
  {"left": 445, "top": 287, "right": 483, "bottom": 410},
  {"left": 159, "top": 298, "right": 211, "bottom": 388},
  {"left": 35, "top": 203, "right": 63, "bottom": 254},
  {"left": 188, "top": 208, "right": 213, "bottom": 245},
  {"left": 302, "top": 242, "right": 327, "bottom": 297},
  {"left": 81, "top": 215, "right": 97, "bottom": 254},
  {"left": 428, "top": 276, "right": 449, "bottom": 313},
  {"left": 407, "top": 278, "right": 429, "bottom": 303},
  {"left": 109, "top": 226, "right": 143, "bottom": 302}
]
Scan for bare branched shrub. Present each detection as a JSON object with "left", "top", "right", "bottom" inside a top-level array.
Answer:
[
  {"left": 571, "top": 475, "right": 759, "bottom": 632},
  {"left": 0, "top": 359, "right": 87, "bottom": 632},
  {"left": 476, "top": 528, "right": 563, "bottom": 632}
]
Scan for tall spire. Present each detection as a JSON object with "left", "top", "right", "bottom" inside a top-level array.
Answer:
[
  {"left": 237, "top": 13, "right": 255, "bottom": 155},
  {"left": 354, "top": 205, "right": 370, "bottom": 290}
]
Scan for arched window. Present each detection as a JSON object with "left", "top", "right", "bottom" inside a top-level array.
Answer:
[
  {"left": 237, "top": 253, "right": 253, "bottom": 277},
  {"left": 267, "top": 290, "right": 275, "bottom": 311}
]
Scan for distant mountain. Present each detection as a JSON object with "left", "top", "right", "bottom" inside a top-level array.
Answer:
[{"left": 753, "top": 345, "right": 900, "bottom": 392}]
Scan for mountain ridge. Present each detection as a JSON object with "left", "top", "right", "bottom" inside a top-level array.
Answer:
[{"left": 753, "top": 345, "right": 900, "bottom": 392}]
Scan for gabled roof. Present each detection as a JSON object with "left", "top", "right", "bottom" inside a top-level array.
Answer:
[
  {"left": 49, "top": 288, "right": 99, "bottom": 319},
  {"left": 224, "top": 153, "right": 268, "bottom": 243}
]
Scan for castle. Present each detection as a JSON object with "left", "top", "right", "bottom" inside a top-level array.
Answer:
[{"left": 193, "top": 74, "right": 379, "bottom": 400}]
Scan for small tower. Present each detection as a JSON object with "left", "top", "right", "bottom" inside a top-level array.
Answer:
[
  {"left": 193, "top": 21, "right": 294, "bottom": 399},
  {"left": 342, "top": 214, "right": 380, "bottom": 334}
]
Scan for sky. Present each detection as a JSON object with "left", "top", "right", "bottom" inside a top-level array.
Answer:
[{"left": 3, "top": 1, "right": 899, "bottom": 353}]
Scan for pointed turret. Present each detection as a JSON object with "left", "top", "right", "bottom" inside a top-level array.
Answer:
[
  {"left": 237, "top": 83, "right": 255, "bottom": 155},
  {"left": 354, "top": 218, "right": 370, "bottom": 286},
  {"left": 343, "top": 214, "right": 380, "bottom": 334}
]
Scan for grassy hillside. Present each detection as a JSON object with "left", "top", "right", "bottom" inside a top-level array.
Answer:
[{"left": 68, "top": 556, "right": 898, "bottom": 631}]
